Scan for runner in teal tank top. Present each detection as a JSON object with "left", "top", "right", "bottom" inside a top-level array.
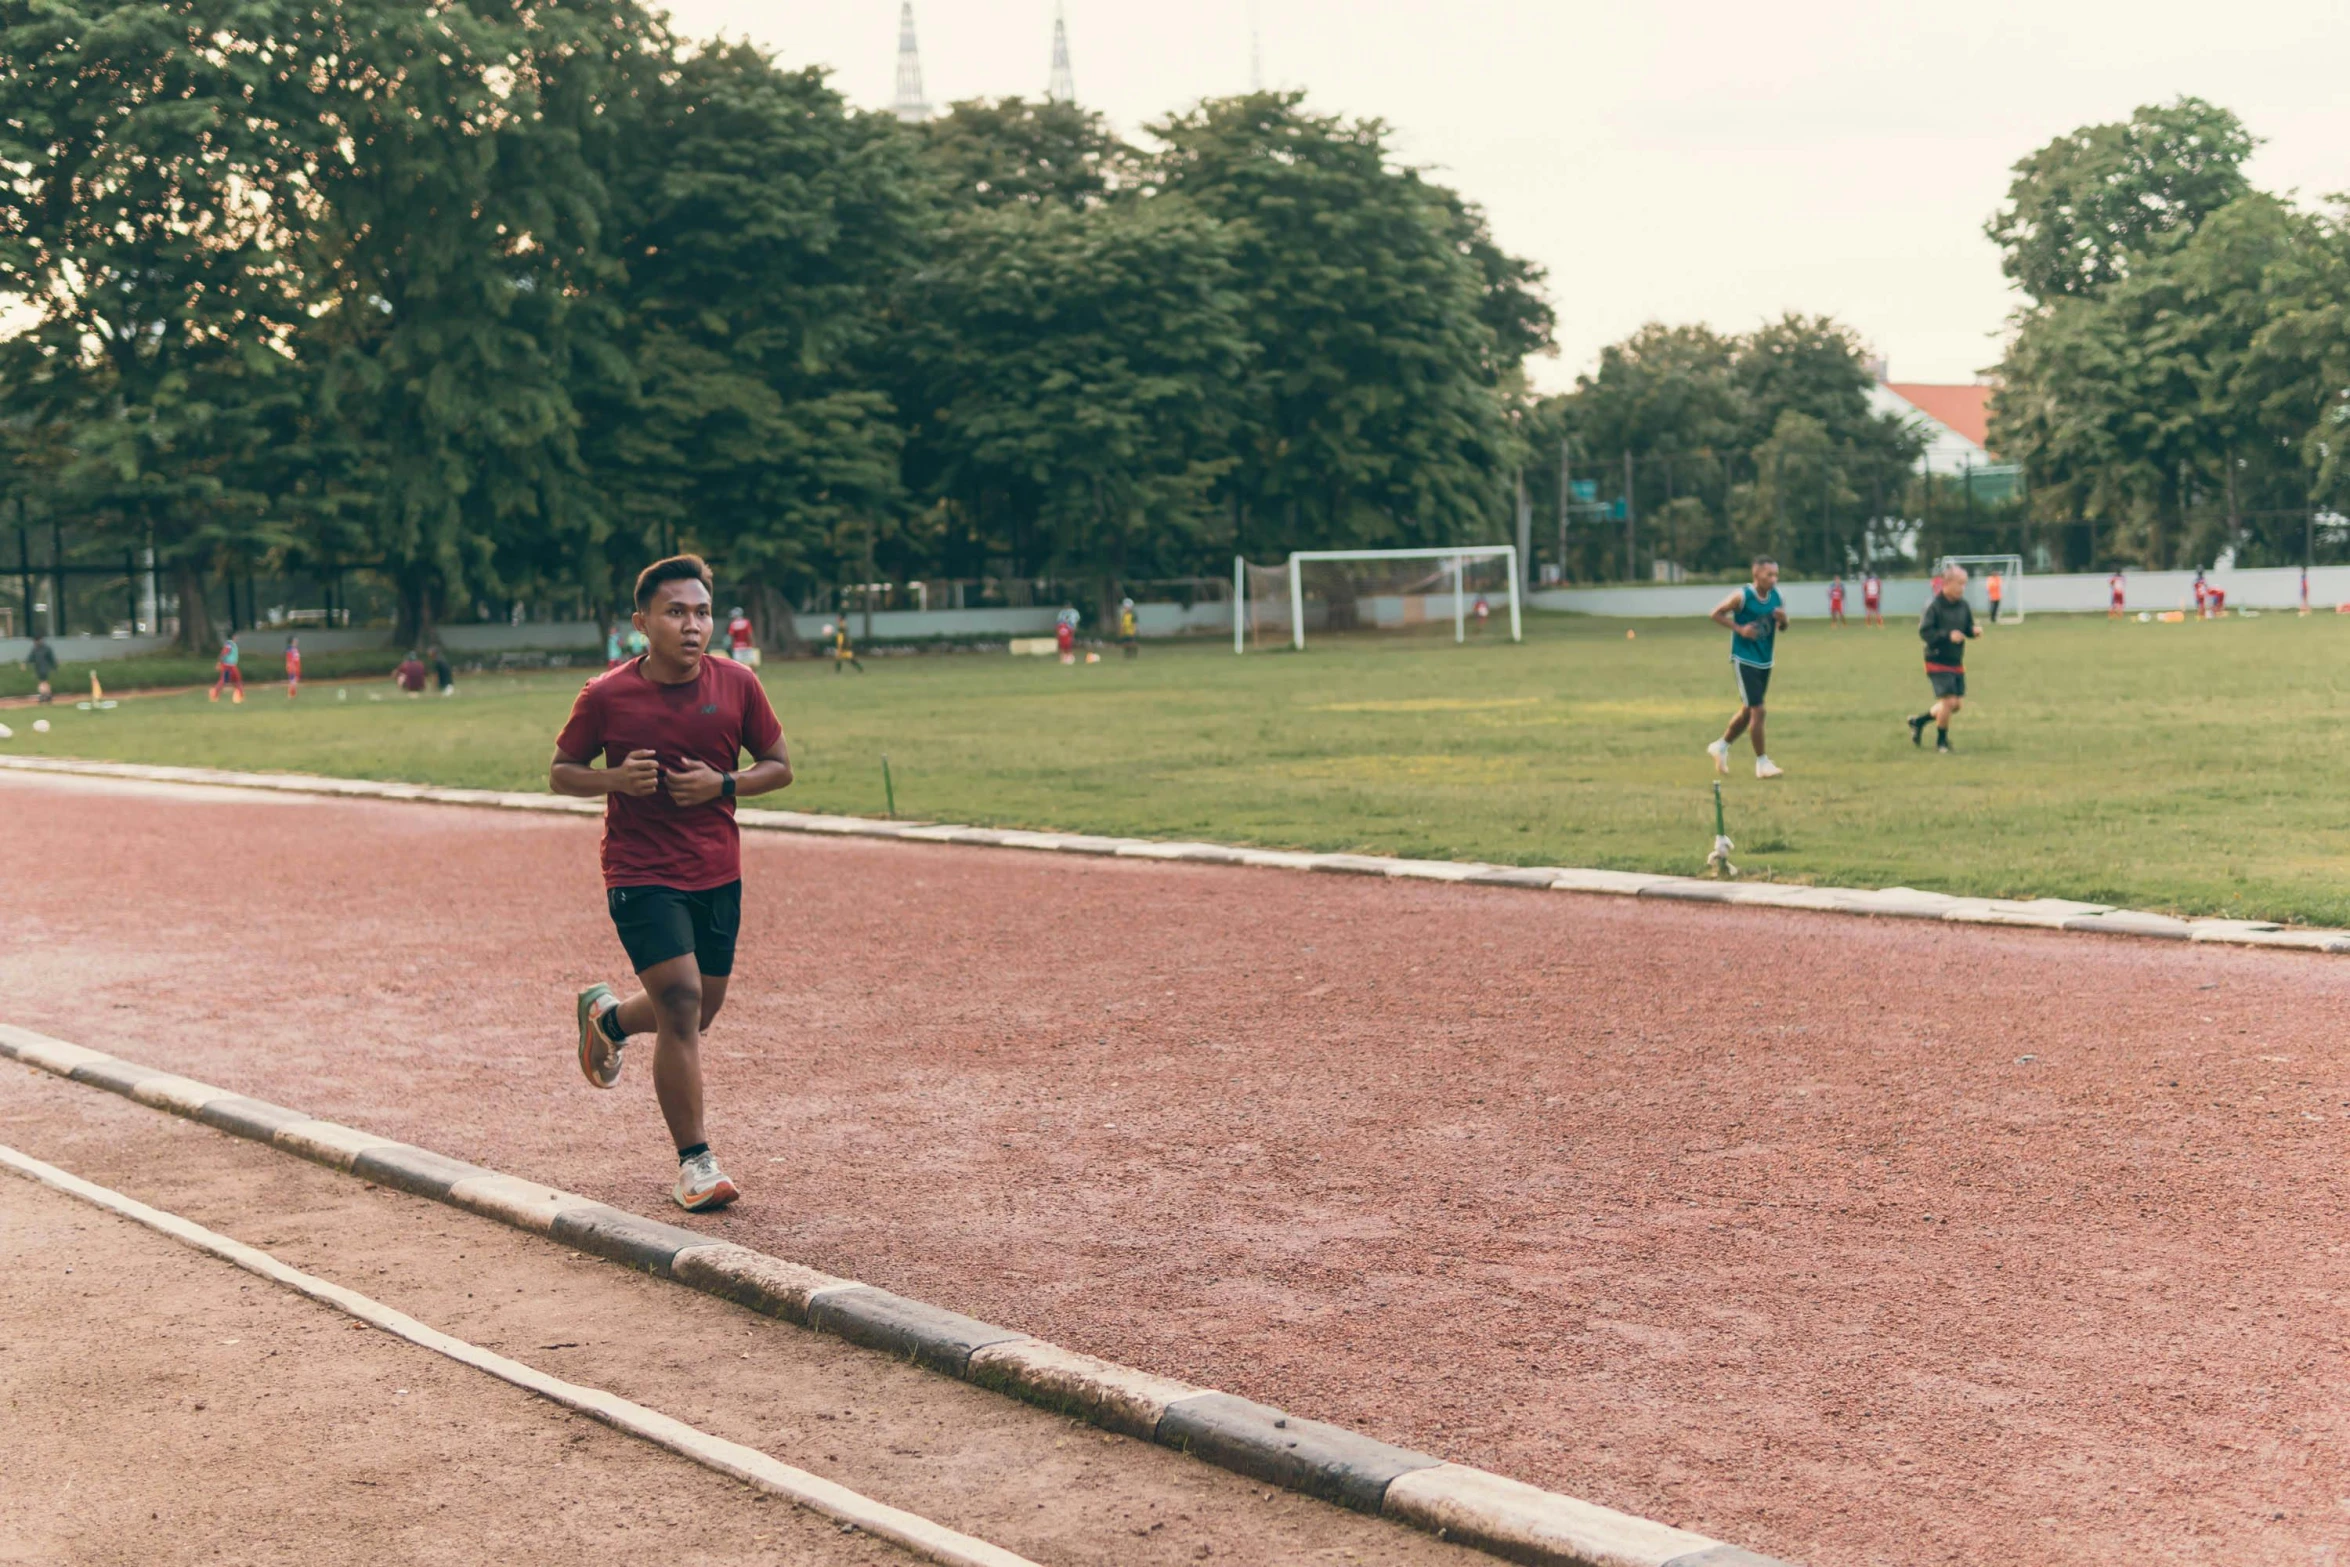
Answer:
[{"left": 1706, "top": 557, "right": 1788, "bottom": 779}]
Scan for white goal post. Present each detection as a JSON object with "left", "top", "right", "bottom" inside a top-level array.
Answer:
[
  {"left": 1232, "top": 546, "right": 1522, "bottom": 652},
  {"left": 1933, "top": 554, "right": 2025, "bottom": 623}
]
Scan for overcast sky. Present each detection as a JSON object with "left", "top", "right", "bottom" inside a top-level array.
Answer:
[{"left": 664, "top": 1, "right": 2349, "bottom": 393}]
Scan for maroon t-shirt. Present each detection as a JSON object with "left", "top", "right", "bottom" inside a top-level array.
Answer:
[{"left": 553, "top": 655, "right": 784, "bottom": 891}]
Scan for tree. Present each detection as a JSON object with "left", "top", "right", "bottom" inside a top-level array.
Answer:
[
  {"left": 0, "top": 0, "right": 330, "bottom": 646},
  {"left": 298, "top": 0, "right": 663, "bottom": 645},
  {"left": 895, "top": 196, "right": 1250, "bottom": 618},
  {"left": 1993, "top": 191, "right": 2334, "bottom": 568},
  {"left": 1987, "top": 97, "right": 2256, "bottom": 305},
  {"left": 1543, "top": 316, "right": 1917, "bottom": 578},
  {"left": 922, "top": 96, "right": 1136, "bottom": 211},
  {"left": 1150, "top": 93, "right": 1533, "bottom": 554},
  {"left": 586, "top": 43, "right": 927, "bottom": 641}
]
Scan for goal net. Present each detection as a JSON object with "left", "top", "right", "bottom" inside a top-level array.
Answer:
[
  {"left": 1933, "top": 554, "right": 2024, "bottom": 623},
  {"left": 1233, "top": 547, "right": 1521, "bottom": 651}
]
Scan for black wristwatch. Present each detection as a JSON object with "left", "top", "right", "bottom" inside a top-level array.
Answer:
[{"left": 721, "top": 771, "right": 737, "bottom": 799}]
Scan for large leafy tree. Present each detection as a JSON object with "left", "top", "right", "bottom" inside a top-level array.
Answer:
[
  {"left": 922, "top": 96, "right": 1135, "bottom": 211},
  {"left": 297, "top": 0, "right": 661, "bottom": 645},
  {"left": 586, "top": 43, "right": 927, "bottom": 642},
  {"left": 1988, "top": 101, "right": 2347, "bottom": 569},
  {"left": 1542, "top": 315, "right": 1917, "bottom": 578},
  {"left": 896, "top": 196, "right": 1249, "bottom": 616},
  {"left": 0, "top": 0, "right": 329, "bottom": 647},
  {"left": 1986, "top": 97, "right": 2256, "bottom": 304},
  {"left": 1994, "top": 193, "right": 2336, "bottom": 567},
  {"left": 1150, "top": 92, "right": 1535, "bottom": 554}
]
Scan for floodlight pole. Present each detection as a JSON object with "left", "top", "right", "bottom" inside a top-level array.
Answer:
[{"left": 1288, "top": 554, "right": 1305, "bottom": 652}]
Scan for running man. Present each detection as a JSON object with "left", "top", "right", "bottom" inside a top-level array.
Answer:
[
  {"left": 1055, "top": 610, "right": 1077, "bottom": 665},
  {"left": 1908, "top": 565, "right": 1981, "bottom": 754},
  {"left": 554, "top": 554, "right": 792, "bottom": 1213},
  {"left": 1706, "top": 556, "right": 1787, "bottom": 780},
  {"left": 1863, "top": 571, "right": 1883, "bottom": 627},
  {"left": 2108, "top": 569, "right": 2126, "bottom": 618},
  {"left": 1118, "top": 597, "right": 1139, "bottom": 659},
  {"left": 209, "top": 633, "right": 244, "bottom": 704},
  {"left": 2193, "top": 569, "right": 2209, "bottom": 619},
  {"left": 284, "top": 636, "right": 301, "bottom": 698},
  {"left": 1829, "top": 574, "right": 1847, "bottom": 626},
  {"left": 831, "top": 618, "right": 863, "bottom": 673},
  {"left": 1985, "top": 569, "right": 2004, "bottom": 627},
  {"left": 726, "top": 606, "right": 756, "bottom": 664},
  {"left": 605, "top": 622, "right": 625, "bottom": 669}
]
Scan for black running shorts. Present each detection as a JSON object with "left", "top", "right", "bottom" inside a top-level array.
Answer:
[
  {"left": 1928, "top": 668, "right": 1967, "bottom": 699},
  {"left": 606, "top": 881, "right": 742, "bottom": 977},
  {"left": 1733, "top": 660, "right": 1771, "bottom": 708}
]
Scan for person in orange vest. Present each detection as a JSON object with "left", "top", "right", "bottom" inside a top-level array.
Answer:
[{"left": 1985, "top": 569, "right": 2004, "bottom": 627}]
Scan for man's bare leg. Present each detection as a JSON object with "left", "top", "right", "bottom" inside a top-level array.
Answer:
[
  {"left": 1745, "top": 707, "right": 1768, "bottom": 757},
  {"left": 1722, "top": 706, "right": 1752, "bottom": 746},
  {"left": 611, "top": 958, "right": 729, "bottom": 1151}
]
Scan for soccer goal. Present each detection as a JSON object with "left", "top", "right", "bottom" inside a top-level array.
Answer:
[
  {"left": 1933, "top": 554, "right": 2025, "bottom": 623},
  {"left": 1233, "top": 547, "right": 1521, "bottom": 651}
]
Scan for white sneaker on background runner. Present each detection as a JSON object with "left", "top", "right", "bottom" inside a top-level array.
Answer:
[
  {"left": 1754, "top": 756, "right": 1784, "bottom": 779},
  {"left": 674, "top": 1151, "right": 740, "bottom": 1212},
  {"left": 1707, "top": 738, "right": 1731, "bottom": 775}
]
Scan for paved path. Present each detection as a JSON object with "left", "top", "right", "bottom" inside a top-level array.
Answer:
[{"left": 7, "top": 771, "right": 2350, "bottom": 1565}]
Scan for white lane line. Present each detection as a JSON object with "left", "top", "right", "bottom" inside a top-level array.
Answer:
[{"left": 0, "top": 1140, "right": 1040, "bottom": 1567}]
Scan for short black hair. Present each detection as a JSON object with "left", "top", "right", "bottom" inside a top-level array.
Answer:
[
  {"left": 634, "top": 554, "right": 714, "bottom": 611},
  {"left": 1752, "top": 556, "right": 1777, "bottom": 571}
]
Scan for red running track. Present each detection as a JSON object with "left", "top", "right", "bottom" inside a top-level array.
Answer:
[{"left": 6, "top": 772, "right": 2349, "bottom": 1566}]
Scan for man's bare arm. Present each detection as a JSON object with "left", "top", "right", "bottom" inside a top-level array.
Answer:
[
  {"left": 735, "top": 736, "right": 792, "bottom": 797},
  {"left": 1708, "top": 590, "right": 1747, "bottom": 631},
  {"left": 551, "top": 748, "right": 660, "bottom": 797},
  {"left": 661, "top": 738, "right": 792, "bottom": 808}
]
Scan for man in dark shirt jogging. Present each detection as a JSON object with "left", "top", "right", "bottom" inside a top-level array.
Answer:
[
  {"left": 1908, "top": 564, "right": 1981, "bottom": 754},
  {"left": 551, "top": 555, "right": 793, "bottom": 1211}
]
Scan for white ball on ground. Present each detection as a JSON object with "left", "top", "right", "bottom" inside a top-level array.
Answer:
[{"left": 32, "top": 718, "right": 50, "bottom": 733}]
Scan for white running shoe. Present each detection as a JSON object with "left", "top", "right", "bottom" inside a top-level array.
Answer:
[
  {"left": 1706, "top": 738, "right": 1731, "bottom": 775},
  {"left": 1754, "top": 756, "right": 1784, "bottom": 779},
  {"left": 674, "top": 1151, "right": 740, "bottom": 1212}
]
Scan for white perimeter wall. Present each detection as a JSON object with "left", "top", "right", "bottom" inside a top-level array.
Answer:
[
  {"left": 1, "top": 601, "right": 1240, "bottom": 665},
  {"left": 1533, "top": 565, "right": 2350, "bottom": 620}
]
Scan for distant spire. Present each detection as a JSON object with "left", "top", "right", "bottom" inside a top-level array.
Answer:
[
  {"left": 892, "top": 1, "right": 929, "bottom": 123},
  {"left": 1046, "top": 3, "right": 1075, "bottom": 103}
]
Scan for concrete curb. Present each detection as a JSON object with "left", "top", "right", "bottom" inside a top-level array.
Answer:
[
  {"left": 5, "top": 753, "right": 2342, "bottom": 956},
  {"left": 0, "top": 1018, "right": 1795, "bottom": 1567}
]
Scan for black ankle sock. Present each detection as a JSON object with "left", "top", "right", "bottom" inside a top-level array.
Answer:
[
  {"left": 677, "top": 1142, "right": 709, "bottom": 1163},
  {"left": 1936, "top": 726, "right": 1950, "bottom": 745},
  {"left": 596, "top": 1005, "right": 627, "bottom": 1044}
]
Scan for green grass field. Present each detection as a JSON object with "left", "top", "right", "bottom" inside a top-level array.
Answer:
[{"left": 11, "top": 610, "right": 2350, "bottom": 924}]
